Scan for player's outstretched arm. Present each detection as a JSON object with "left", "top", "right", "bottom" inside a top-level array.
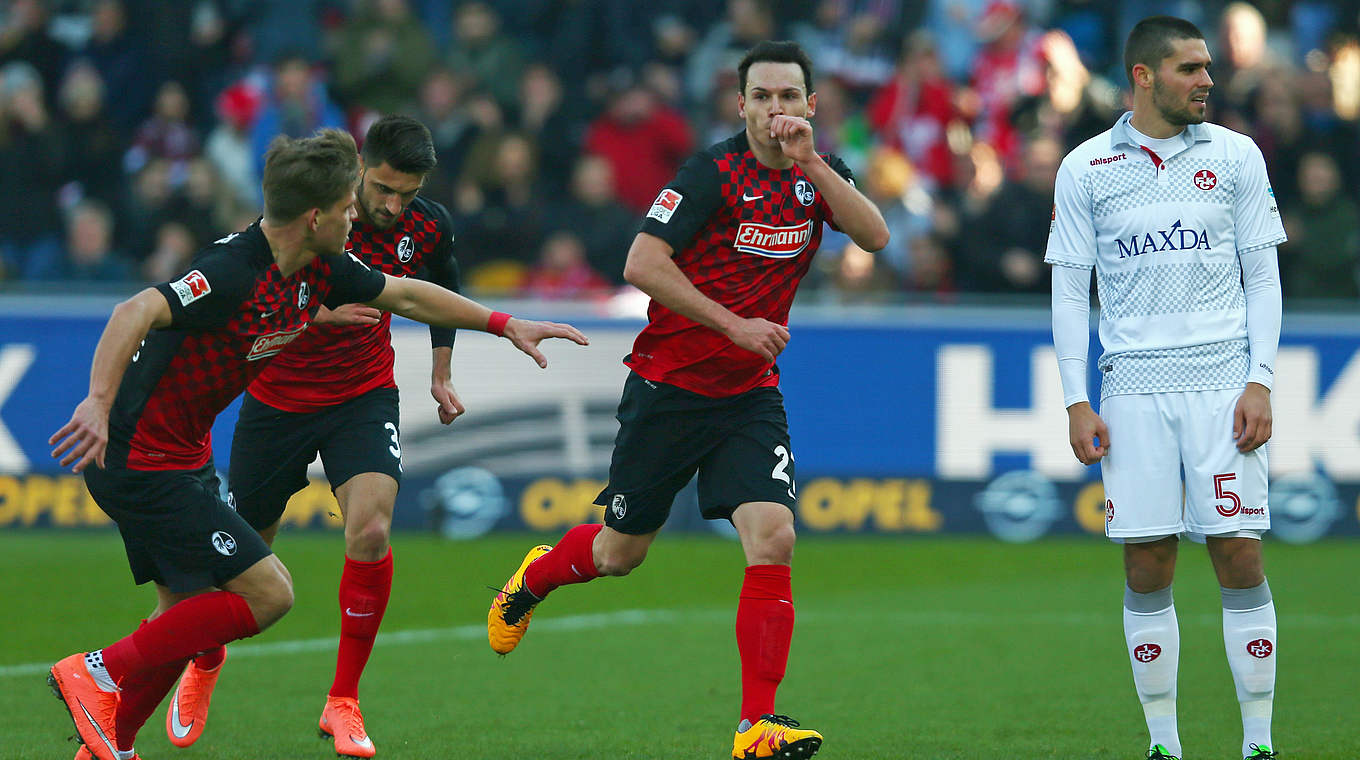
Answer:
[
  {"left": 773, "top": 114, "right": 889, "bottom": 252},
  {"left": 50, "top": 288, "right": 172, "bottom": 472},
  {"left": 367, "top": 275, "right": 588, "bottom": 368},
  {"left": 623, "top": 232, "right": 790, "bottom": 362}
]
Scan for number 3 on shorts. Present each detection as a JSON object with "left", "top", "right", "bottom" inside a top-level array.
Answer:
[
  {"left": 772, "top": 445, "right": 796, "bottom": 499},
  {"left": 385, "top": 422, "right": 401, "bottom": 459}
]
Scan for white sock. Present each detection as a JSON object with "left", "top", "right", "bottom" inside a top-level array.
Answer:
[
  {"left": 83, "top": 650, "right": 120, "bottom": 693},
  {"left": 1125, "top": 587, "right": 1180, "bottom": 757},
  {"left": 1222, "top": 582, "right": 1276, "bottom": 757},
  {"left": 115, "top": 750, "right": 137, "bottom": 760}
]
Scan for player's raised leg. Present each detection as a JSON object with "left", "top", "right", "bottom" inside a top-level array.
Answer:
[
  {"left": 488, "top": 523, "right": 654, "bottom": 654},
  {"left": 1208, "top": 536, "right": 1277, "bottom": 760},
  {"left": 729, "top": 501, "right": 820, "bottom": 760},
  {"left": 489, "top": 374, "right": 692, "bottom": 655}
]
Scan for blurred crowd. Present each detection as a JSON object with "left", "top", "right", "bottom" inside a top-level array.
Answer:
[{"left": 0, "top": 0, "right": 1357, "bottom": 304}]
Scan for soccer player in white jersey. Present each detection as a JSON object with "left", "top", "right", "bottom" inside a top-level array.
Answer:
[{"left": 1045, "top": 16, "right": 1285, "bottom": 760}]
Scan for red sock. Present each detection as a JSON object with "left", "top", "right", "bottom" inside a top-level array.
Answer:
[
  {"left": 329, "top": 548, "right": 394, "bottom": 699},
  {"left": 523, "top": 523, "right": 602, "bottom": 598},
  {"left": 112, "top": 620, "right": 186, "bottom": 752},
  {"left": 194, "top": 645, "right": 225, "bottom": 671},
  {"left": 101, "top": 591, "right": 259, "bottom": 684},
  {"left": 736, "top": 565, "right": 794, "bottom": 726}
]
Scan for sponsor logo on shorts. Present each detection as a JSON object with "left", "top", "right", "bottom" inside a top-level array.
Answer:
[
  {"left": 610, "top": 494, "right": 627, "bottom": 520},
  {"left": 647, "top": 189, "right": 682, "bottom": 223},
  {"left": 170, "top": 270, "right": 212, "bottom": 306},
  {"left": 211, "top": 531, "right": 237, "bottom": 556},
  {"left": 735, "top": 219, "right": 813, "bottom": 259},
  {"left": 1247, "top": 638, "right": 1273, "bottom": 658},
  {"left": 246, "top": 325, "right": 307, "bottom": 360},
  {"left": 397, "top": 235, "right": 414, "bottom": 262},
  {"left": 1133, "top": 643, "right": 1162, "bottom": 662},
  {"left": 793, "top": 178, "right": 816, "bottom": 206}
]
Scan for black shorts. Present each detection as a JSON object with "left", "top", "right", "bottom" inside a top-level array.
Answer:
[
  {"left": 85, "top": 463, "right": 273, "bottom": 593},
  {"left": 593, "top": 372, "right": 796, "bottom": 535},
  {"left": 228, "top": 387, "right": 403, "bottom": 531}
]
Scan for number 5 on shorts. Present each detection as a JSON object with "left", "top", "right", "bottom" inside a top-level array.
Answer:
[{"left": 1214, "top": 472, "right": 1240, "bottom": 517}]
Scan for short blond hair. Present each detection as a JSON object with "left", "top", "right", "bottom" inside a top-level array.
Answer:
[{"left": 262, "top": 128, "right": 359, "bottom": 224}]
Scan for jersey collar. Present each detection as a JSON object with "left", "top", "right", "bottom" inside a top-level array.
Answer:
[{"left": 1108, "top": 111, "right": 1211, "bottom": 152}]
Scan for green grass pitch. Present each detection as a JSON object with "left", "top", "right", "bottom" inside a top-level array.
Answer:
[{"left": 2, "top": 532, "right": 1356, "bottom": 759}]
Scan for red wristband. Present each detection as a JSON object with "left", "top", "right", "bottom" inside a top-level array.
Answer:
[{"left": 487, "top": 311, "right": 511, "bottom": 336}]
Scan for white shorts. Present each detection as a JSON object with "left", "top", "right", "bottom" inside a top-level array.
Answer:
[{"left": 1100, "top": 388, "right": 1270, "bottom": 540}]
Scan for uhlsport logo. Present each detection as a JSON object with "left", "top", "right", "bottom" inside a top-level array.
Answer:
[
  {"left": 1134, "top": 643, "right": 1162, "bottom": 663},
  {"left": 397, "top": 235, "right": 414, "bottom": 262},
  {"left": 793, "top": 178, "right": 816, "bottom": 205},
  {"left": 211, "top": 531, "right": 237, "bottom": 556},
  {"left": 1247, "top": 638, "right": 1273, "bottom": 659},
  {"left": 610, "top": 494, "right": 627, "bottom": 520},
  {"left": 735, "top": 219, "right": 813, "bottom": 259},
  {"left": 1116, "top": 220, "right": 1211, "bottom": 259},
  {"left": 297, "top": 281, "right": 310, "bottom": 309}
]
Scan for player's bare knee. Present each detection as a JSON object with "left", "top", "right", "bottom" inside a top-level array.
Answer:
[
  {"left": 345, "top": 514, "right": 392, "bottom": 560},
  {"left": 250, "top": 577, "right": 294, "bottom": 630},
  {"left": 231, "top": 558, "right": 295, "bottom": 629},
  {"left": 596, "top": 546, "right": 646, "bottom": 576},
  {"left": 752, "top": 522, "right": 796, "bottom": 565}
]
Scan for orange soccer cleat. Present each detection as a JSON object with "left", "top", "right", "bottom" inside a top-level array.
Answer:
[
  {"left": 48, "top": 653, "right": 121, "bottom": 760},
  {"left": 166, "top": 650, "right": 226, "bottom": 747},
  {"left": 319, "top": 696, "right": 376, "bottom": 759},
  {"left": 732, "top": 714, "right": 823, "bottom": 760},
  {"left": 487, "top": 544, "right": 552, "bottom": 654}
]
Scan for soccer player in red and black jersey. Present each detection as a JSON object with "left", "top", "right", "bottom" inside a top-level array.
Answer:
[
  {"left": 158, "top": 116, "right": 461, "bottom": 759},
  {"left": 45, "top": 129, "right": 587, "bottom": 760},
  {"left": 487, "top": 41, "right": 888, "bottom": 760}
]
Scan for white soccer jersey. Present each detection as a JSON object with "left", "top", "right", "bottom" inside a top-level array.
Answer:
[{"left": 1045, "top": 112, "right": 1287, "bottom": 398}]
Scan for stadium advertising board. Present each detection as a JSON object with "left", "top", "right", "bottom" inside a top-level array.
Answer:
[{"left": 2, "top": 304, "right": 1358, "bottom": 541}]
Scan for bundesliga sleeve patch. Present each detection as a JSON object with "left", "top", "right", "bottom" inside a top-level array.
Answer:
[
  {"left": 647, "top": 189, "right": 683, "bottom": 223},
  {"left": 169, "top": 270, "right": 212, "bottom": 306}
]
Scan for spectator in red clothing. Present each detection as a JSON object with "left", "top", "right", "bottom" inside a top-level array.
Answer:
[
  {"left": 966, "top": 0, "right": 1045, "bottom": 169},
  {"left": 583, "top": 71, "right": 694, "bottom": 214},
  {"left": 125, "top": 80, "right": 202, "bottom": 182},
  {"left": 524, "top": 230, "right": 613, "bottom": 300},
  {"left": 867, "top": 31, "right": 960, "bottom": 190}
]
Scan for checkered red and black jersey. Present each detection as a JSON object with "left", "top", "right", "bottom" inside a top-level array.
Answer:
[
  {"left": 627, "top": 131, "right": 854, "bottom": 397},
  {"left": 106, "top": 222, "right": 386, "bottom": 471},
  {"left": 249, "top": 196, "right": 460, "bottom": 412}
]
